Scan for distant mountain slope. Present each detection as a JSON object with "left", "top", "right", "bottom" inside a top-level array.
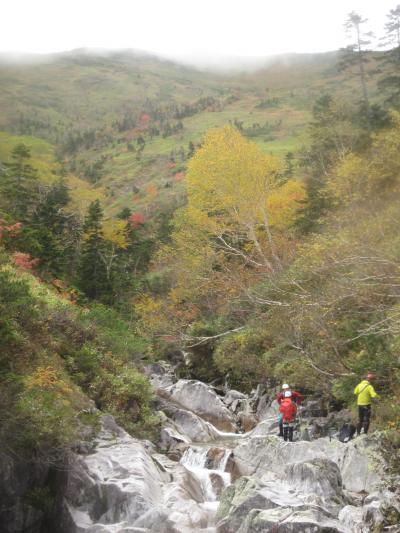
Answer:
[
  {"left": 0, "top": 49, "right": 382, "bottom": 220},
  {"left": 0, "top": 50, "right": 222, "bottom": 138}
]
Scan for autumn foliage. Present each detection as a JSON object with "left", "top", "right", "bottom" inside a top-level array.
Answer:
[
  {"left": 13, "top": 252, "right": 39, "bottom": 271},
  {"left": 129, "top": 212, "right": 146, "bottom": 227},
  {"left": 0, "top": 220, "right": 22, "bottom": 239},
  {"left": 138, "top": 126, "right": 305, "bottom": 336}
]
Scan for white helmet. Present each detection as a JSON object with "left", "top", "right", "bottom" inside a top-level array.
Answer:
[
  {"left": 284, "top": 390, "right": 292, "bottom": 398},
  {"left": 282, "top": 383, "right": 290, "bottom": 390}
]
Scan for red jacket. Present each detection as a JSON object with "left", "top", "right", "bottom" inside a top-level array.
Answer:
[
  {"left": 277, "top": 390, "right": 303, "bottom": 405},
  {"left": 279, "top": 398, "right": 297, "bottom": 423}
]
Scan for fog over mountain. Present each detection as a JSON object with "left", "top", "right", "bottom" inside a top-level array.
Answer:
[{"left": 0, "top": 46, "right": 340, "bottom": 73}]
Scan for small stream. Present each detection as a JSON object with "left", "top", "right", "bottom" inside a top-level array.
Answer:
[
  {"left": 58, "top": 369, "right": 393, "bottom": 533},
  {"left": 180, "top": 446, "right": 232, "bottom": 503}
]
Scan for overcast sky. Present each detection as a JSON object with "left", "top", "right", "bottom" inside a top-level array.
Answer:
[{"left": 1, "top": 0, "right": 397, "bottom": 60}]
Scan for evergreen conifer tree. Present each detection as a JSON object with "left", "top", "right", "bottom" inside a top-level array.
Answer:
[
  {"left": 78, "top": 200, "right": 108, "bottom": 300},
  {"left": 2, "top": 143, "right": 39, "bottom": 220},
  {"left": 339, "top": 12, "right": 373, "bottom": 120},
  {"left": 379, "top": 5, "right": 400, "bottom": 106},
  {"left": 32, "top": 180, "right": 72, "bottom": 275}
]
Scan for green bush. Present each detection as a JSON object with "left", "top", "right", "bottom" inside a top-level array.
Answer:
[
  {"left": 0, "top": 256, "right": 158, "bottom": 457},
  {"left": 79, "top": 304, "right": 148, "bottom": 360},
  {"left": 94, "top": 365, "right": 160, "bottom": 440},
  {"left": 0, "top": 267, "right": 41, "bottom": 366},
  {"left": 214, "top": 329, "right": 269, "bottom": 392}
]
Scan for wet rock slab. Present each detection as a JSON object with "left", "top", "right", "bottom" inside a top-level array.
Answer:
[
  {"left": 60, "top": 416, "right": 216, "bottom": 533},
  {"left": 164, "top": 380, "right": 237, "bottom": 432}
]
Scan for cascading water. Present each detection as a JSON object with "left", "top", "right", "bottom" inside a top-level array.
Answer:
[
  {"left": 180, "top": 446, "right": 232, "bottom": 503},
  {"left": 59, "top": 367, "right": 391, "bottom": 533}
]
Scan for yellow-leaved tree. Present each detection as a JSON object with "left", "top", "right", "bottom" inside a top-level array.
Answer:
[
  {"left": 139, "top": 126, "right": 305, "bottom": 335},
  {"left": 186, "top": 126, "right": 284, "bottom": 270},
  {"left": 326, "top": 111, "right": 400, "bottom": 204},
  {"left": 101, "top": 219, "right": 128, "bottom": 280}
]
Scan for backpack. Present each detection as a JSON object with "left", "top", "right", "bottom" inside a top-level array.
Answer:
[
  {"left": 338, "top": 423, "right": 356, "bottom": 443},
  {"left": 279, "top": 398, "right": 297, "bottom": 423}
]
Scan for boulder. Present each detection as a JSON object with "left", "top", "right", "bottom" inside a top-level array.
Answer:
[
  {"left": 159, "top": 426, "right": 191, "bottom": 453},
  {"left": 237, "top": 412, "right": 258, "bottom": 432},
  {"left": 210, "top": 472, "right": 227, "bottom": 498},
  {"left": 249, "top": 418, "right": 278, "bottom": 437},
  {"left": 340, "top": 436, "right": 383, "bottom": 492},
  {"left": 60, "top": 417, "right": 168, "bottom": 531},
  {"left": 164, "top": 380, "right": 237, "bottom": 432},
  {"left": 285, "top": 458, "right": 344, "bottom": 511},
  {"left": 235, "top": 507, "right": 346, "bottom": 533},
  {"left": 145, "top": 362, "right": 176, "bottom": 390},
  {"left": 255, "top": 396, "right": 279, "bottom": 421},
  {"left": 216, "top": 477, "right": 277, "bottom": 533},
  {"left": 206, "top": 447, "right": 230, "bottom": 470},
  {"left": 157, "top": 398, "right": 220, "bottom": 442},
  {"left": 223, "top": 390, "right": 247, "bottom": 407},
  {"left": 231, "top": 435, "right": 382, "bottom": 493},
  {"left": 362, "top": 490, "right": 400, "bottom": 531},
  {"left": 338, "top": 505, "right": 364, "bottom": 532},
  {"left": 225, "top": 454, "right": 242, "bottom": 483},
  {"left": 215, "top": 474, "right": 346, "bottom": 533}
]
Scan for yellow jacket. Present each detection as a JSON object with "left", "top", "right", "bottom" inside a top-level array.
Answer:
[{"left": 354, "top": 380, "right": 379, "bottom": 406}]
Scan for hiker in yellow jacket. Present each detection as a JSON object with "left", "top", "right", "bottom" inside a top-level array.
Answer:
[{"left": 354, "top": 372, "right": 379, "bottom": 435}]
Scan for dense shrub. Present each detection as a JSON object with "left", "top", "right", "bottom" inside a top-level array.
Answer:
[
  {"left": 214, "top": 329, "right": 270, "bottom": 392},
  {"left": 0, "top": 254, "right": 159, "bottom": 458}
]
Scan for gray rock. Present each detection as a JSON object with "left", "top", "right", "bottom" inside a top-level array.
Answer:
[
  {"left": 223, "top": 390, "right": 247, "bottom": 407},
  {"left": 216, "top": 476, "right": 278, "bottom": 533},
  {"left": 362, "top": 490, "right": 400, "bottom": 531},
  {"left": 249, "top": 418, "right": 278, "bottom": 437},
  {"left": 237, "top": 411, "right": 258, "bottom": 432},
  {"left": 255, "top": 396, "right": 279, "bottom": 421},
  {"left": 338, "top": 505, "right": 364, "bottom": 532},
  {"left": 145, "top": 362, "right": 176, "bottom": 390},
  {"left": 159, "top": 425, "right": 191, "bottom": 452},
  {"left": 61, "top": 419, "right": 168, "bottom": 531},
  {"left": 216, "top": 474, "right": 347, "bottom": 533},
  {"left": 285, "top": 458, "right": 344, "bottom": 504},
  {"left": 158, "top": 398, "right": 220, "bottom": 443},
  {"left": 0, "top": 452, "right": 49, "bottom": 533},
  {"left": 164, "top": 380, "right": 237, "bottom": 432},
  {"left": 236, "top": 507, "right": 346, "bottom": 533},
  {"left": 232, "top": 435, "right": 382, "bottom": 493}
]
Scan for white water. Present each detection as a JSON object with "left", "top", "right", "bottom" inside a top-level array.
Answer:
[{"left": 180, "top": 446, "right": 232, "bottom": 502}]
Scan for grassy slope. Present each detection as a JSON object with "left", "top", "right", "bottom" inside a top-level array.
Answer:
[
  {"left": 0, "top": 131, "right": 59, "bottom": 183},
  {"left": 0, "top": 250, "right": 157, "bottom": 452},
  {"left": 0, "top": 50, "right": 382, "bottom": 220}
]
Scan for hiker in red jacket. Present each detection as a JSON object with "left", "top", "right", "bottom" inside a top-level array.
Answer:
[
  {"left": 279, "top": 390, "right": 297, "bottom": 441},
  {"left": 277, "top": 384, "right": 303, "bottom": 437}
]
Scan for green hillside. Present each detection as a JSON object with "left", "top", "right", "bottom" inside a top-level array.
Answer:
[{"left": 0, "top": 49, "right": 382, "bottom": 220}]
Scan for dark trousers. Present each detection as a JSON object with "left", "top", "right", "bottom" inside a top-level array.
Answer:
[
  {"left": 279, "top": 417, "right": 283, "bottom": 436},
  {"left": 283, "top": 423, "right": 294, "bottom": 441},
  {"left": 357, "top": 405, "right": 371, "bottom": 435}
]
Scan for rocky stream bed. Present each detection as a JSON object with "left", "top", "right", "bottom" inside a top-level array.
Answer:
[{"left": 4, "top": 362, "right": 400, "bottom": 532}]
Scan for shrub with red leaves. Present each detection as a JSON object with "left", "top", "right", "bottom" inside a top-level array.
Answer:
[
  {"left": 174, "top": 172, "right": 185, "bottom": 182},
  {"left": 0, "top": 220, "right": 23, "bottom": 239},
  {"left": 13, "top": 252, "right": 39, "bottom": 271},
  {"left": 128, "top": 212, "right": 146, "bottom": 228}
]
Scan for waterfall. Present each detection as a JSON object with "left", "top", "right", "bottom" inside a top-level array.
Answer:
[
  {"left": 180, "top": 447, "right": 209, "bottom": 469},
  {"left": 217, "top": 448, "right": 231, "bottom": 472},
  {"left": 180, "top": 446, "right": 232, "bottom": 502}
]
